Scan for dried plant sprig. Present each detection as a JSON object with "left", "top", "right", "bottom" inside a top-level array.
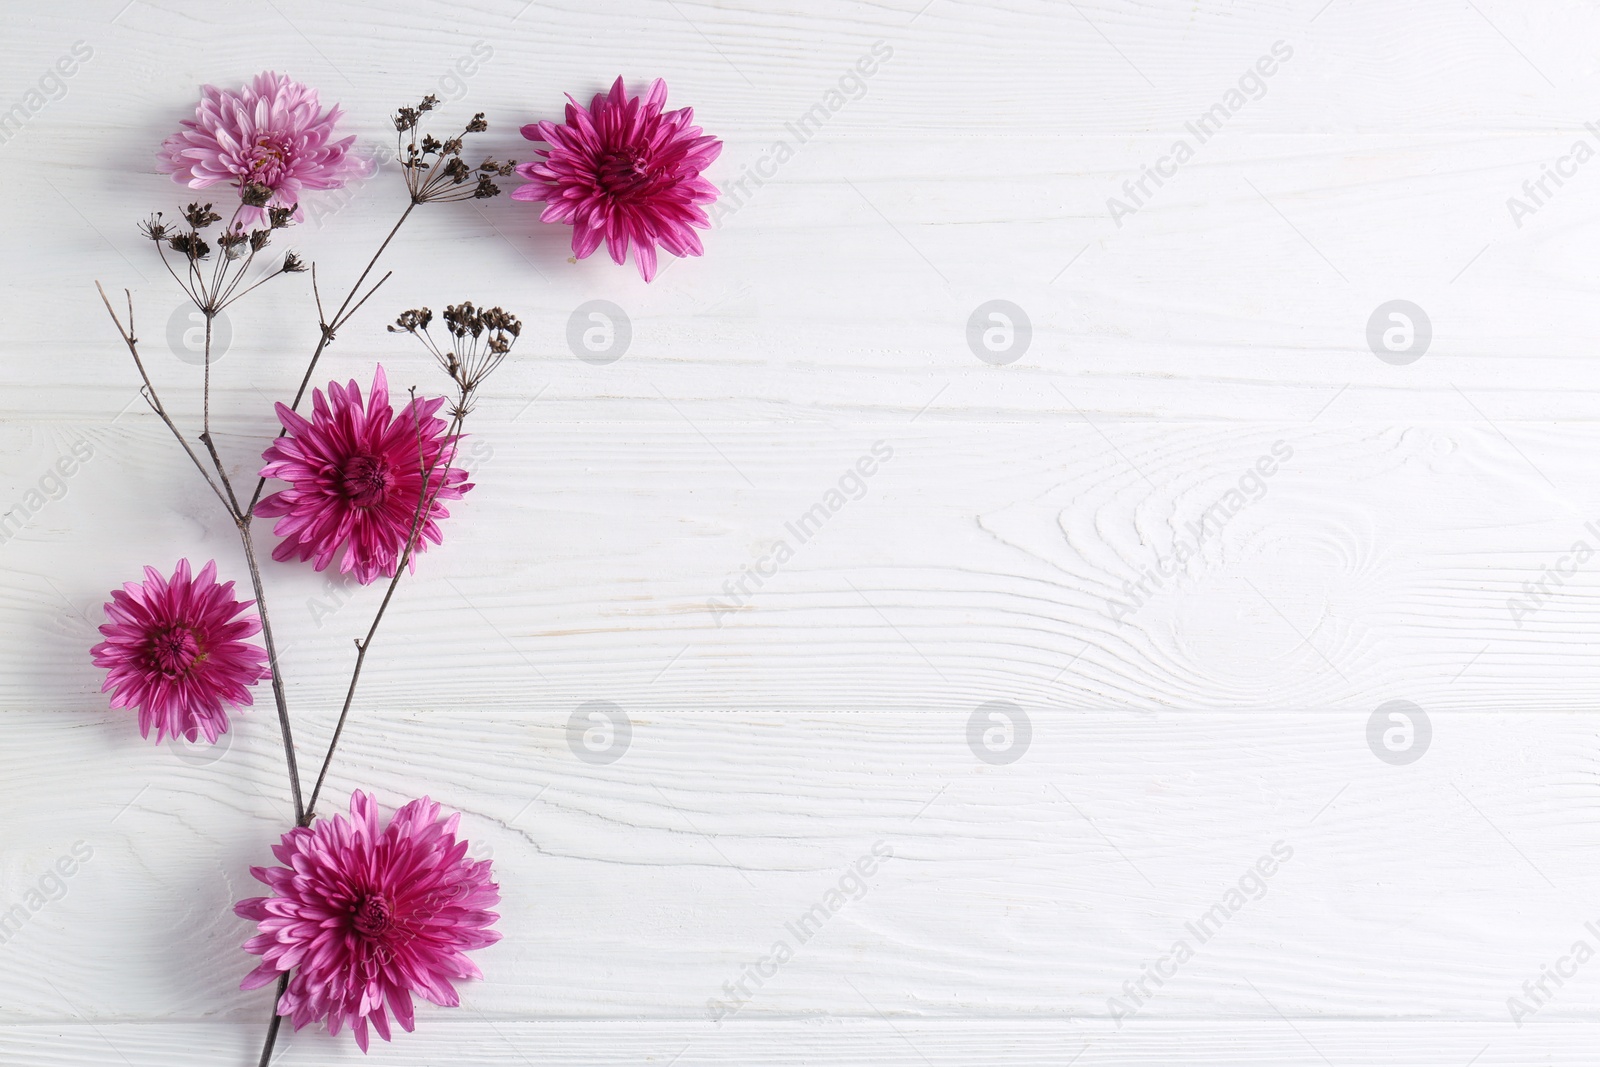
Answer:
[
  {"left": 394, "top": 95, "right": 514, "bottom": 204},
  {"left": 111, "top": 90, "right": 523, "bottom": 823},
  {"left": 105, "top": 77, "right": 523, "bottom": 1067},
  {"left": 389, "top": 302, "right": 521, "bottom": 417},
  {"left": 137, "top": 190, "right": 308, "bottom": 475},
  {"left": 141, "top": 196, "right": 297, "bottom": 315},
  {"left": 107, "top": 87, "right": 515, "bottom": 828}
]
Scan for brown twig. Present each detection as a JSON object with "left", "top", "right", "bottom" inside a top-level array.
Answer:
[
  {"left": 96, "top": 284, "right": 236, "bottom": 518},
  {"left": 256, "top": 973, "right": 289, "bottom": 1067}
]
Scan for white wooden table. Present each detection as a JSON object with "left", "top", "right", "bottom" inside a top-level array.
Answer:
[{"left": 4, "top": 0, "right": 1598, "bottom": 1063}]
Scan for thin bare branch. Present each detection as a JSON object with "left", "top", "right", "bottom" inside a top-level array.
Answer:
[{"left": 96, "top": 283, "right": 237, "bottom": 518}]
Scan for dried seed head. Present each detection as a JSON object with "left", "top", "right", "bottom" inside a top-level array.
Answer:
[
  {"left": 394, "top": 97, "right": 503, "bottom": 204},
  {"left": 168, "top": 232, "right": 211, "bottom": 260},
  {"left": 218, "top": 228, "right": 250, "bottom": 259},
  {"left": 183, "top": 202, "right": 222, "bottom": 229},
  {"left": 392, "top": 300, "right": 520, "bottom": 418},
  {"left": 388, "top": 307, "right": 434, "bottom": 333}
]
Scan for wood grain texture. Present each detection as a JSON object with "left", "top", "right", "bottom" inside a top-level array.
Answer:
[
  {"left": 7, "top": 1021, "right": 1599, "bottom": 1066},
  {"left": 4, "top": 0, "right": 1599, "bottom": 1063}
]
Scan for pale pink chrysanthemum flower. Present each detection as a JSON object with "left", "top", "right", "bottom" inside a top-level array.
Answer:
[
  {"left": 513, "top": 77, "right": 722, "bottom": 281},
  {"left": 236, "top": 791, "right": 501, "bottom": 1052},
  {"left": 158, "top": 71, "right": 374, "bottom": 227},
  {"left": 90, "top": 559, "right": 270, "bottom": 744},
  {"left": 257, "top": 365, "right": 470, "bottom": 585}
]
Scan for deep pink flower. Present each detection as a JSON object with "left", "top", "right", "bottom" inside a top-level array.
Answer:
[
  {"left": 236, "top": 792, "right": 501, "bottom": 1051},
  {"left": 158, "top": 71, "right": 373, "bottom": 227},
  {"left": 257, "top": 365, "right": 470, "bottom": 585},
  {"left": 514, "top": 77, "right": 721, "bottom": 281},
  {"left": 90, "top": 559, "right": 269, "bottom": 744}
]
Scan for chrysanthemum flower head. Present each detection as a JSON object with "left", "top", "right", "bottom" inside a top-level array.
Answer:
[
  {"left": 513, "top": 77, "right": 722, "bottom": 281},
  {"left": 236, "top": 791, "right": 501, "bottom": 1051},
  {"left": 90, "top": 559, "right": 269, "bottom": 744},
  {"left": 159, "top": 71, "right": 374, "bottom": 227},
  {"left": 257, "top": 365, "right": 471, "bottom": 585}
]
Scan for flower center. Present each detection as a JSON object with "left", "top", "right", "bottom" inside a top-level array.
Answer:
[
  {"left": 353, "top": 893, "right": 394, "bottom": 937},
  {"left": 146, "top": 626, "right": 200, "bottom": 678},
  {"left": 246, "top": 134, "right": 292, "bottom": 185},
  {"left": 340, "top": 455, "right": 393, "bottom": 508},
  {"left": 595, "top": 147, "right": 655, "bottom": 200}
]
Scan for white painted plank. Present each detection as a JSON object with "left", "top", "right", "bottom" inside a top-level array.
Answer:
[
  {"left": 7, "top": 421, "right": 1600, "bottom": 712},
  {"left": 7, "top": 1019, "right": 1600, "bottom": 1066},
  {"left": 6, "top": 1020, "right": 1596, "bottom": 1067},
  {"left": 2, "top": 707, "right": 1596, "bottom": 1021}
]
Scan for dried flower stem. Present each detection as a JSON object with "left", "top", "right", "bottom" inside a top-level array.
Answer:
[
  {"left": 203, "top": 313, "right": 212, "bottom": 439},
  {"left": 114, "top": 98, "right": 512, "bottom": 1061},
  {"left": 235, "top": 500, "right": 305, "bottom": 822},
  {"left": 257, "top": 972, "right": 289, "bottom": 1067},
  {"left": 96, "top": 284, "right": 234, "bottom": 515}
]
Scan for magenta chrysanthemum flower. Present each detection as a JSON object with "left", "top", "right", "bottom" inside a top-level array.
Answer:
[
  {"left": 159, "top": 71, "right": 373, "bottom": 227},
  {"left": 90, "top": 559, "right": 269, "bottom": 744},
  {"left": 513, "top": 77, "right": 722, "bottom": 281},
  {"left": 257, "top": 365, "right": 470, "bottom": 585},
  {"left": 236, "top": 792, "right": 501, "bottom": 1051}
]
